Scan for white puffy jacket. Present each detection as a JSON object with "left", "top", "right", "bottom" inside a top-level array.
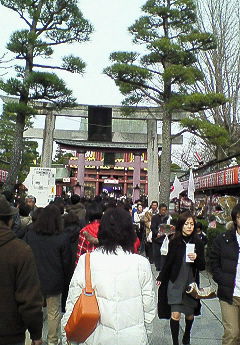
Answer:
[{"left": 61, "top": 247, "right": 156, "bottom": 345}]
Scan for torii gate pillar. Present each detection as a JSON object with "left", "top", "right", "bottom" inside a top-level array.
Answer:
[
  {"left": 40, "top": 111, "right": 56, "bottom": 168},
  {"left": 147, "top": 119, "right": 159, "bottom": 205}
]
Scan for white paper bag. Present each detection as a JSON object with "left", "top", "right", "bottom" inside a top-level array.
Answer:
[
  {"left": 147, "top": 231, "right": 152, "bottom": 243},
  {"left": 161, "top": 235, "right": 169, "bottom": 256}
]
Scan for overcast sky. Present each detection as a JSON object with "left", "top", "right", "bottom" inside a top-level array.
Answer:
[
  {"left": 0, "top": 0, "right": 146, "bottom": 107},
  {"left": 0, "top": 0, "right": 183, "bottom": 158}
]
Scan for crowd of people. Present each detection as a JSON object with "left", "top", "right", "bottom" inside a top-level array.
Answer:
[{"left": 0, "top": 191, "right": 239, "bottom": 345}]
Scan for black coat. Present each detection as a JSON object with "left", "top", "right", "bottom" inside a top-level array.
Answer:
[
  {"left": 64, "top": 223, "right": 82, "bottom": 276},
  {"left": 157, "top": 234, "right": 205, "bottom": 319},
  {"left": 25, "top": 230, "right": 72, "bottom": 296},
  {"left": 0, "top": 226, "right": 43, "bottom": 345},
  {"left": 209, "top": 228, "right": 239, "bottom": 304}
]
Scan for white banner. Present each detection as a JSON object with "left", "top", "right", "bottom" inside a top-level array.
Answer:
[
  {"left": 170, "top": 175, "right": 184, "bottom": 200},
  {"left": 23, "top": 167, "right": 56, "bottom": 207},
  {"left": 187, "top": 169, "right": 195, "bottom": 203}
]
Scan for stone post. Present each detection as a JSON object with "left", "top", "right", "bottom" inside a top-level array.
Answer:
[
  {"left": 147, "top": 119, "right": 159, "bottom": 205},
  {"left": 76, "top": 150, "right": 85, "bottom": 197},
  {"left": 95, "top": 181, "right": 100, "bottom": 196},
  {"left": 41, "top": 111, "right": 55, "bottom": 167},
  {"left": 95, "top": 170, "right": 100, "bottom": 196},
  {"left": 132, "top": 153, "right": 141, "bottom": 202}
]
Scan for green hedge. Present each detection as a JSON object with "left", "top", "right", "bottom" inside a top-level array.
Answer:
[
  {"left": 205, "top": 224, "right": 226, "bottom": 265},
  {"left": 196, "top": 219, "right": 226, "bottom": 266}
]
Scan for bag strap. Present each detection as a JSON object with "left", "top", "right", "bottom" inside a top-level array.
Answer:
[{"left": 85, "top": 252, "right": 93, "bottom": 293}]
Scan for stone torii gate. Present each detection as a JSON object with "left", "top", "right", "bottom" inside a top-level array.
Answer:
[{"left": 1, "top": 96, "right": 184, "bottom": 203}]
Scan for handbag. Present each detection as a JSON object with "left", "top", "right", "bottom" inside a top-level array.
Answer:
[
  {"left": 186, "top": 274, "right": 217, "bottom": 300},
  {"left": 65, "top": 252, "right": 100, "bottom": 343}
]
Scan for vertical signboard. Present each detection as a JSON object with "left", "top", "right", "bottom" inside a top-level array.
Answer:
[{"left": 23, "top": 167, "right": 56, "bottom": 207}]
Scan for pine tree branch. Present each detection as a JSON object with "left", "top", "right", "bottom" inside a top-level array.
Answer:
[
  {"left": 39, "top": 39, "right": 77, "bottom": 46},
  {"left": 139, "top": 87, "right": 163, "bottom": 105},
  {"left": 32, "top": 63, "right": 68, "bottom": 72},
  {"left": 5, "top": 5, "right": 31, "bottom": 27},
  {"left": 171, "top": 128, "right": 189, "bottom": 139},
  {"left": 115, "top": 76, "right": 164, "bottom": 97},
  {"left": 36, "top": 2, "right": 66, "bottom": 36}
]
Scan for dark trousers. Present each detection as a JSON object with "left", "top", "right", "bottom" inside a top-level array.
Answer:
[
  {"left": 145, "top": 242, "right": 153, "bottom": 263},
  {"left": 160, "top": 255, "right": 167, "bottom": 271},
  {"left": 152, "top": 242, "right": 162, "bottom": 270}
]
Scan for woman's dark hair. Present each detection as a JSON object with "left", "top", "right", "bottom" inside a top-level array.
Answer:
[
  {"left": 63, "top": 210, "right": 80, "bottom": 227},
  {"left": 231, "top": 203, "right": 240, "bottom": 226},
  {"left": 19, "top": 202, "right": 31, "bottom": 217},
  {"left": 53, "top": 197, "right": 65, "bottom": 215},
  {"left": 33, "top": 204, "right": 63, "bottom": 235},
  {"left": 98, "top": 207, "right": 136, "bottom": 254},
  {"left": 174, "top": 211, "right": 196, "bottom": 238},
  {"left": 86, "top": 202, "right": 103, "bottom": 222},
  {"left": 31, "top": 207, "right": 43, "bottom": 222},
  {"left": 105, "top": 198, "right": 117, "bottom": 210}
]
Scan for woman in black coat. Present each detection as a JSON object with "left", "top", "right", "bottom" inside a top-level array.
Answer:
[
  {"left": 156, "top": 211, "right": 205, "bottom": 345},
  {"left": 25, "top": 204, "right": 72, "bottom": 345}
]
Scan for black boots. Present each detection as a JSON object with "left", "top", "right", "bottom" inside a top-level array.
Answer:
[
  {"left": 182, "top": 318, "right": 194, "bottom": 344},
  {"left": 170, "top": 317, "right": 194, "bottom": 345},
  {"left": 170, "top": 318, "right": 180, "bottom": 345}
]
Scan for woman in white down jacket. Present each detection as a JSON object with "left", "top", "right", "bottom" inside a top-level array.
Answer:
[{"left": 62, "top": 207, "right": 156, "bottom": 345}]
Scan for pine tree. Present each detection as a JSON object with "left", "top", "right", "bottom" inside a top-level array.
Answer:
[
  {"left": 0, "top": 107, "right": 39, "bottom": 183},
  {"left": 183, "top": 0, "right": 240, "bottom": 160},
  {"left": 53, "top": 145, "right": 72, "bottom": 165},
  {"left": 0, "top": 0, "right": 93, "bottom": 192},
  {"left": 104, "top": 0, "right": 226, "bottom": 204}
]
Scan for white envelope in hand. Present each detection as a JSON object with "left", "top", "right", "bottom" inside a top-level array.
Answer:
[{"left": 186, "top": 243, "right": 195, "bottom": 263}]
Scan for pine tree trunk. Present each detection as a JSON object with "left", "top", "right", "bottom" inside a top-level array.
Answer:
[
  {"left": 4, "top": 40, "right": 33, "bottom": 192},
  {"left": 3, "top": 113, "right": 25, "bottom": 192},
  {"left": 159, "top": 111, "right": 172, "bottom": 205}
]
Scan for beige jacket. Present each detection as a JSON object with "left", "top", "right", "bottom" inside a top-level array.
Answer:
[{"left": 144, "top": 209, "right": 158, "bottom": 237}]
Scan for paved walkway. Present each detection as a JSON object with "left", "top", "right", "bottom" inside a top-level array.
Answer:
[
  {"left": 151, "top": 267, "right": 223, "bottom": 345},
  {"left": 26, "top": 269, "right": 223, "bottom": 345}
]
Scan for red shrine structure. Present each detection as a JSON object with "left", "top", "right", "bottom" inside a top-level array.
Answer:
[
  {"left": 55, "top": 105, "right": 167, "bottom": 200},
  {"left": 18, "top": 100, "right": 183, "bottom": 202},
  {"left": 56, "top": 141, "right": 149, "bottom": 199}
]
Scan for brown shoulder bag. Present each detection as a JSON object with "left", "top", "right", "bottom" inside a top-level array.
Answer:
[{"left": 65, "top": 252, "right": 100, "bottom": 343}]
